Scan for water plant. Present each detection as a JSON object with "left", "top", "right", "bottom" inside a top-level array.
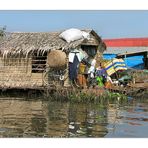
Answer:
[{"left": 47, "top": 88, "right": 128, "bottom": 104}]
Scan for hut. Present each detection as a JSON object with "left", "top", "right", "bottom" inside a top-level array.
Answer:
[{"left": 0, "top": 29, "right": 106, "bottom": 90}]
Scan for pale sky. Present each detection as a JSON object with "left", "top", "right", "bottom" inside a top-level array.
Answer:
[{"left": 0, "top": 10, "right": 148, "bottom": 39}]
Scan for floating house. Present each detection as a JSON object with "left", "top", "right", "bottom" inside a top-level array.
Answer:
[
  {"left": 103, "top": 38, "right": 148, "bottom": 69},
  {"left": 0, "top": 29, "right": 106, "bottom": 90}
]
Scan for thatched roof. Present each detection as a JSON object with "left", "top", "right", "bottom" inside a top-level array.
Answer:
[{"left": 0, "top": 29, "right": 106, "bottom": 57}]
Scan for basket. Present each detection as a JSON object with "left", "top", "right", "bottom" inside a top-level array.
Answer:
[{"left": 47, "top": 50, "right": 67, "bottom": 68}]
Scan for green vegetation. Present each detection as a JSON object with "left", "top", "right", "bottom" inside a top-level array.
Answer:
[
  {"left": 48, "top": 88, "right": 128, "bottom": 104},
  {"left": 0, "top": 26, "right": 6, "bottom": 38}
]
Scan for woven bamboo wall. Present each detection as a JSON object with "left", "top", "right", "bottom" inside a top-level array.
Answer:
[{"left": 0, "top": 57, "right": 44, "bottom": 89}]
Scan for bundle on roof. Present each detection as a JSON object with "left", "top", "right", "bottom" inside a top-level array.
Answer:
[{"left": 59, "top": 28, "right": 90, "bottom": 43}]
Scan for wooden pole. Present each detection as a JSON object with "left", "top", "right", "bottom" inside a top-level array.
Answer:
[
  {"left": 111, "top": 58, "right": 119, "bottom": 80},
  {"left": 124, "top": 51, "right": 127, "bottom": 66}
]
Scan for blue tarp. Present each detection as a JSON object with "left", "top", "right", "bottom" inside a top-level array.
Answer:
[{"left": 103, "top": 54, "right": 144, "bottom": 69}]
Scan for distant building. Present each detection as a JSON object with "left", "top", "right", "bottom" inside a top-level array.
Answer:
[{"left": 103, "top": 38, "right": 148, "bottom": 69}]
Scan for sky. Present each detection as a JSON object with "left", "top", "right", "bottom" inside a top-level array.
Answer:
[{"left": 0, "top": 10, "right": 148, "bottom": 39}]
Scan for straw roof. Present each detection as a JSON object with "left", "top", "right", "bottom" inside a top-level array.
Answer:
[{"left": 0, "top": 29, "right": 106, "bottom": 57}]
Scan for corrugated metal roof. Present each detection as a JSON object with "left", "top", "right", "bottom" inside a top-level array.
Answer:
[
  {"left": 104, "top": 47, "right": 148, "bottom": 54},
  {"left": 103, "top": 38, "right": 148, "bottom": 47}
]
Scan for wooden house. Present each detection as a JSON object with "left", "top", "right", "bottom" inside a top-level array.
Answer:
[{"left": 0, "top": 29, "right": 106, "bottom": 90}]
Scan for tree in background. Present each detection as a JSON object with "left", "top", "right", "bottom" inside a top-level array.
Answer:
[{"left": 0, "top": 26, "right": 6, "bottom": 37}]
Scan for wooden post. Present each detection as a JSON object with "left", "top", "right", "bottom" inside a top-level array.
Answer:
[
  {"left": 64, "top": 56, "right": 70, "bottom": 87},
  {"left": 111, "top": 58, "right": 119, "bottom": 80},
  {"left": 146, "top": 53, "right": 148, "bottom": 69},
  {"left": 144, "top": 51, "right": 148, "bottom": 69},
  {"left": 124, "top": 51, "right": 127, "bottom": 66}
]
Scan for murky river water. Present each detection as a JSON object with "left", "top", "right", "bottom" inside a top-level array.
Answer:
[{"left": 0, "top": 96, "right": 147, "bottom": 138}]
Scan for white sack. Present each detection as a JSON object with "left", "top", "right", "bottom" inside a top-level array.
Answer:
[
  {"left": 59, "top": 28, "right": 83, "bottom": 43},
  {"left": 59, "top": 28, "right": 90, "bottom": 43},
  {"left": 82, "top": 31, "right": 90, "bottom": 40}
]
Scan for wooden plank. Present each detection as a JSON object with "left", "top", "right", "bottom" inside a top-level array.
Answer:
[
  {"left": 128, "top": 82, "right": 148, "bottom": 89},
  {"left": 117, "top": 51, "right": 148, "bottom": 57}
]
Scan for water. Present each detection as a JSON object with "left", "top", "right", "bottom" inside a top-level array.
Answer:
[{"left": 0, "top": 97, "right": 147, "bottom": 138}]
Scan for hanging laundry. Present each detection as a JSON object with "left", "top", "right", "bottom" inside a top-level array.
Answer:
[
  {"left": 88, "top": 59, "right": 96, "bottom": 78},
  {"left": 68, "top": 52, "right": 76, "bottom": 63},
  {"left": 96, "top": 76, "right": 104, "bottom": 87},
  {"left": 104, "top": 58, "right": 127, "bottom": 76},
  {"left": 104, "top": 76, "right": 113, "bottom": 89},
  {"left": 69, "top": 54, "right": 79, "bottom": 81},
  {"left": 77, "top": 74, "right": 87, "bottom": 88},
  {"left": 96, "top": 68, "right": 107, "bottom": 79},
  {"left": 68, "top": 48, "right": 88, "bottom": 63}
]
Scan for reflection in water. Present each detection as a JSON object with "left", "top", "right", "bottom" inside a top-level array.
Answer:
[
  {"left": 0, "top": 97, "right": 148, "bottom": 137},
  {"left": 0, "top": 99, "right": 48, "bottom": 137},
  {"left": 105, "top": 99, "right": 148, "bottom": 138},
  {"left": 47, "top": 102, "right": 69, "bottom": 137},
  {"left": 67, "top": 103, "right": 108, "bottom": 137}
]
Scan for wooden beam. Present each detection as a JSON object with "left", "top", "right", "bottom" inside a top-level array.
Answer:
[{"left": 117, "top": 51, "right": 147, "bottom": 58}]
